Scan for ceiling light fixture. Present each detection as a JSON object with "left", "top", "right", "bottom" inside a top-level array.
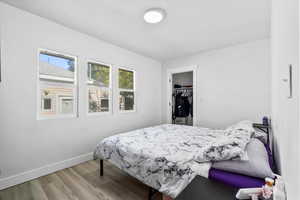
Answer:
[{"left": 143, "top": 8, "right": 166, "bottom": 24}]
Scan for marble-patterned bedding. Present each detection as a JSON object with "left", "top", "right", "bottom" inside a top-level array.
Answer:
[{"left": 94, "top": 124, "right": 255, "bottom": 198}]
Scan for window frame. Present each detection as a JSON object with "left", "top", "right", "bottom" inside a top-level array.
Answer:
[
  {"left": 86, "top": 60, "right": 113, "bottom": 116},
  {"left": 37, "top": 48, "right": 78, "bottom": 120},
  {"left": 117, "top": 66, "right": 136, "bottom": 113}
]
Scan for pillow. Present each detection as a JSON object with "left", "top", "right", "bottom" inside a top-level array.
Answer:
[
  {"left": 226, "top": 120, "right": 268, "bottom": 144},
  {"left": 226, "top": 120, "right": 255, "bottom": 134},
  {"left": 253, "top": 129, "right": 268, "bottom": 144},
  {"left": 212, "top": 138, "right": 275, "bottom": 179},
  {"left": 224, "top": 120, "right": 256, "bottom": 161}
]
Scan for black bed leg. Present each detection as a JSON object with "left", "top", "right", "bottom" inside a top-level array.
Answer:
[
  {"left": 148, "top": 188, "right": 153, "bottom": 200},
  {"left": 99, "top": 159, "right": 103, "bottom": 177},
  {"left": 148, "top": 188, "right": 158, "bottom": 200}
]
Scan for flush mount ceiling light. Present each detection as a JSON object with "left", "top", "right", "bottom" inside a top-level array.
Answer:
[{"left": 143, "top": 8, "right": 166, "bottom": 24}]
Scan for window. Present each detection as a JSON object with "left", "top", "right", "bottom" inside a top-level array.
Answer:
[
  {"left": 87, "top": 62, "right": 111, "bottom": 114},
  {"left": 59, "top": 97, "right": 74, "bottom": 114},
  {"left": 38, "top": 50, "right": 77, "bottom": 119},
  {"left": 118, "top": 68, "right": 135, "bottom": 112},
  {"left": 42, "top": 98, "right": 52, "bottom": 111}
]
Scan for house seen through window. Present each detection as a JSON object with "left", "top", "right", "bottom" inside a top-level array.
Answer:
[
  {"left": 118, "top": 68, "right": 135, "bottom": 111},
  {"left": 38, "top": 50, "right": 77, "bottom": 119},
  {"left": 87, "top": 62, "right": 111, "bottom": 113}
]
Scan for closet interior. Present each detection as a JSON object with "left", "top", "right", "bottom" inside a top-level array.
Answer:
[{"left": 172, "top": 71, "right": 193, "bottom": 126}]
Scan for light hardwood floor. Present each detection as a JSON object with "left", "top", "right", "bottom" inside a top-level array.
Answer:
[{"left": 0, "top": 160, "right": 162, "bottom": 200}]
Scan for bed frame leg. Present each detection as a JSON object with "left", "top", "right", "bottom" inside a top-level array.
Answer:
[
  {"left": 148, "top": 188, "right": 158, "bottom": 200},
  {"left": 99, "top": 159, "right": 103, "bottom": 177},
  {"left": 148, "top": 188, "right": 153, "bottom": 200}
]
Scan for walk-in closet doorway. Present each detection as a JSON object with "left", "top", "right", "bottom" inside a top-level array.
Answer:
[{"left": 167, "top": 66, "right": 197, "bottom": 126}]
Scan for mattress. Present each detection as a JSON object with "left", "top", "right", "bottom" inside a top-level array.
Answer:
[{"left": 209, "top": 168, "right": 265, "bottom": 188}]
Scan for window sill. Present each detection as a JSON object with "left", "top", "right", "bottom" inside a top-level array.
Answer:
[
  {"left": 87, "top": 112, "right": 112, "bottom": 117},
  {"left": 37, "top": 114, "right": 77, "bottom": 120},
  {"left": 119, "top": 110, "right": 136, "bottom": 114}
]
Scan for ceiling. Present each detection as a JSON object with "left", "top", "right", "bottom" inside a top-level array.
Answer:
[{"left": 0, "top": 0, "right": 270, "bottom": 61}]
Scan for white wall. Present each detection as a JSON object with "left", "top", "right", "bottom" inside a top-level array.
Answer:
[
  {"left": 271, "top": 0, "right": 300, "bottom": 198},
  {"left": 4, "top": 1, "right": 297, "bottom": 197},
  {"left": 162, "top": 39, "right": 270, "bottom": 128},
  {"left": 0, "top": 2, "right": 162, "bottom": 186}
]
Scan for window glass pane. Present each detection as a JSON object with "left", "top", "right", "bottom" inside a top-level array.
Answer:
[
  {"left": 119, "top": 69, "right": 134, "bottom": 89},
  {"left": 39, "top": 52, "right": 75, "bottom": 80},
  {"left": 88, "top": 63, "right": 110, "bottom": 87},
  {"left": 43, "top": 98, "right": 52, "bottom": 110},
  {"left": 40, "top": 84, "right": 74, "bottom": 116},
  {"left": 119, "top": 91, "right": 134, "bottom": 111},
  {"left": 88, "top": 86, "right": 109, "bottom": 113},
  {"left": 60, "top": 98, "right": 73, "bottom": 114}
]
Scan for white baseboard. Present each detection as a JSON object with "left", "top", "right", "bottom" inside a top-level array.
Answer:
[{"left": 0, "top": 152, "right": 94, "bottom": 190}]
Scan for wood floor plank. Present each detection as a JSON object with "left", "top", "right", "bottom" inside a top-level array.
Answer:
[
  {"left": 56, "top": 168, "right": 106, "bottom": 200},
  {"left": 14, "top": 182, "right": 33, "bottom": 200},
  {"left": 0, "top": 160, "right": 161, "bottom": 200},
  {"left": 88, "top": 160, "right": 149, "bottom": 198},
  {"left": 38, "top": 174, "right": 73, "bottom": 200},
  {"left": 30, "top": 180, "right": 49, "bottom": 200},
  {"left": 0, "top": 185, "right": 16, "bottom": 200},
  {"left": 72, "top": 163, "right": 108, "bottom": 187},
  {"left": 45, "top": 173, "right": 78, "bottom": 200}
]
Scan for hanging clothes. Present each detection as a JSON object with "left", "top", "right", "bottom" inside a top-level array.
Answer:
[{"left": 174, "top": 93, "right": 190, "bottom": 117}]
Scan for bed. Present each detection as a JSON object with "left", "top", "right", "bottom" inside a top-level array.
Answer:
[{"left": 94, "top": 120, "right": 274, "bottom": 200}]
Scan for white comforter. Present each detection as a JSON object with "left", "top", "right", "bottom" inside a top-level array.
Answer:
[{"left": 94, "top": 124, "right": 254, "bottom": 198}]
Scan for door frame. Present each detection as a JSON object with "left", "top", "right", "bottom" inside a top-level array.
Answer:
[{"left": 166, "top": 65, "right": 198, "bottom": 125}]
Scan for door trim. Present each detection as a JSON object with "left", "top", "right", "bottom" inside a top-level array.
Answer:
[{"left": 166, "top": 66, "right": 197, "bottom": 125}]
